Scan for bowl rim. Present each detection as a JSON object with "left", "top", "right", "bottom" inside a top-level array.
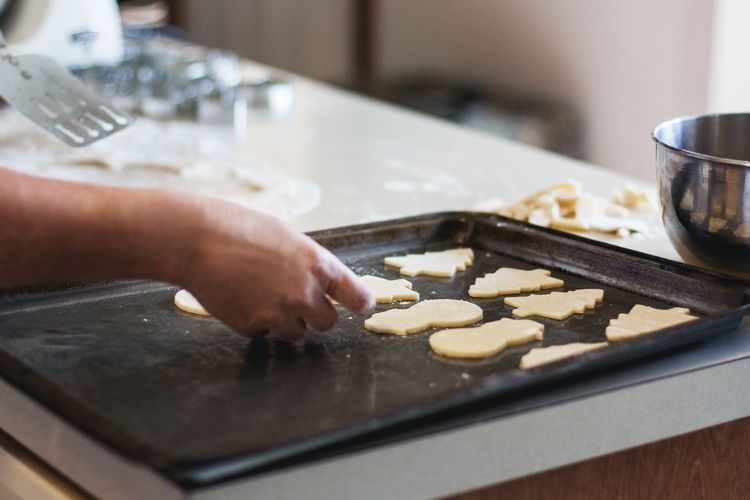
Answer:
[{"left": 652, "top": 112, "right": 750, "bottom": 168}]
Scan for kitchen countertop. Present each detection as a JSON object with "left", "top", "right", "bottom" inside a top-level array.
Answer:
[{"left": 1, "top": 64, "right": 749, "bottom": 500}]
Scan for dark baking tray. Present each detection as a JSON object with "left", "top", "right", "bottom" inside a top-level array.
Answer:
[{"left": 0, "top": 212, "right": 748, "bottom": 486}]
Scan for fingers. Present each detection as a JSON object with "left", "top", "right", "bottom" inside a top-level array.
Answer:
[
  {"left": 272, "top": 316, "right": 307, "bottom": 341},
  {"left": 318, "top": 250, "right": 375, "bottom": 315},
  {"left": 209, "top": 233, "right": 372, "bottom": 340},
  {"left": 237, "top": 326, "right": 269, "bottom": 339},
  {"left": 237, "top": 315, "right": 306, "bottom": 341},
  {"left": 301, "top": 292, "right": 338, "bottom": 331}
]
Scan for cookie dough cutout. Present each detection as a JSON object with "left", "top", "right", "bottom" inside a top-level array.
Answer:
[
  {"left": 384, "top": 248, "right": 474, "bottom": 277},
  {"left": 469, "top": 267, "right": 564, "bottom": 298},
  {"left": 174, "top": 289, "right": 210, "bottom": 316},
  {"left": 429, "top": 318, "right": 544, "bottom": 359},
  {"left": 361, "top": 275, "right": 419, "bottom": 303},
  {"left": 505, "top": 289, "right": 604, "bottom": 320},
  {"left": 520, "top": 342, "right": 608, "bottom": 369},
  {"left": 364, "top": 299, "right": 483, "bottom": 335},
  {"left": 606, "top": 305, "right": 698, "bottom": 341}
]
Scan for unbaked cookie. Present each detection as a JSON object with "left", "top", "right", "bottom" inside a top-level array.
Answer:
[
  {"left": 361, "top": 275, "right": 419, "bottom": 303},
  {"left": 429, "top": 318, "right": 544, "bottom": 358},
  {"left": 384, "top": 248, "right": 474, "bottom": 277},
  {"left": 364, "top": 299, "right": 483, "bottom": 335},
  {"left": 606, "top": 304, "right": 698, "bottom": 341},
  {"left": 520, "top": 342, "right": 608, "bottom": 369},
  {"left": 468, "top": 268, "right": 564, "bottom": 298},
  {"left": 505, "top": 289, "right": 604, "bottom": 320}
]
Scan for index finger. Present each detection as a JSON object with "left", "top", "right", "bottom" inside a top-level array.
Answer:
[{"left": 319, "top": 251, "right": 374, "bottom": 315}]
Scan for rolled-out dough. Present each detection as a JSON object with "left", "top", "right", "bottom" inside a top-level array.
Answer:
[
  {"left": 520, "top": 342, "right": 608, "bottom": 369},
  {"left": 384, "top": 248, "right": 474, "bottom": 277},
  {"left": 468, "top": 267, "right": 564, "bottom": 298},
  {"left": 429, "top": 318, "right": 544, "bottom": 359},
  {"left": 361, "top": 275, "right": 419, "bottom": 303},
  {"left": 505, "top": 289, "right": 604, "bottom": 320},
  {"left": 364, "top": 299, "right": 483, "bottom": 335},
  {"left": 174, "top": 289, "right": 210, "bottom": 316},
  {"left": 606, "top": 304, "right": 698, "bottom": 341}
]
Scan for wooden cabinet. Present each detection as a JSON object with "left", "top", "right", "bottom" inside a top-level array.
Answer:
[{"left": 454, "top": 416, "right": 750, "bottom": 499}]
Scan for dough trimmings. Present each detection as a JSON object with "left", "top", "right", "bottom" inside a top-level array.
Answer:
[
  {"left": 384, "top": 248, "right": 474, "bottom": 277},
  {"left": 485, "top": 180, "right": 651, "bottom": 238},
  {"left": 429, "top": 318, "right": 544, "bottom": 359},
  {"left": 504, "top": 289, "right": 604, "bottom": 320},
  {"left": 520, "top": 342, "right": 608, "bottom": 369},
  {"left": 364, "top": 299, "right": 483, "bottom": 335},
  {"left": 174, "top": 289, "right": 210, "bottom": 316},
  {"left": 606, "top": 304, "right": 698, "bottom": 341},
  {"left": 361, "top": 275, "right": 419, "bottom": 303},
  {"left": 497, "top": 180, "right": 581, "bottom": 222},
  {"left": 468, "top": 267, "right": 564, "bottom": 298},
  {"left": 549, "top": 192, "right": 648, "bottom": 235},
  {"left": 613, "top": 183, "right": 656, "bottom": 210}
]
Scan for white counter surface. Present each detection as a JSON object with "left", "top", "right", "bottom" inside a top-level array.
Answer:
[{"left": 1, "top": 68, "right": 748, "bottom": 500}]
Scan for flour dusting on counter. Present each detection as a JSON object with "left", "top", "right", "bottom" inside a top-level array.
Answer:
[{"left": 0, "top": 109, "right": 320, "bottom": 221}]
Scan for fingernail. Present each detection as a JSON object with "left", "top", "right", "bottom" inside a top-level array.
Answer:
[{"left": 359, "top": 292, "right": 376, "bottom": 313}]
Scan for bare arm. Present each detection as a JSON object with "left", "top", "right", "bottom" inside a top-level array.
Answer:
[{"left": 0, "top": 167, "right": 374, "bottom": 339}]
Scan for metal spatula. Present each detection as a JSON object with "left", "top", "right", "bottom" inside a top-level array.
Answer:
[{"left": 0, "top": 31, "right": 134, "bottom": 147}]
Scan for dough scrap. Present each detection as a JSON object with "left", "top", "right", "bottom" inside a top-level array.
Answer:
[
  {"left": 469, "top": 267, "right": 564, "bottom": 298},
  {"left": 548, "top": 193, "right": 647, "bottom": 234},
  {"left": 606, "top": 304, "right": 698, "bottom": 341},
  {"left": 613, "top": 183, "right": 656, "bottom": 211},
  {"left": 364, "top": 299, "right": 483, "bottom": 335},
  {"left": 520, "top": 342, "right": 608, "bottom": 369},
  {"left": 429, "top": 318, "right": 544, "bottom": 359},
  {"left": 485, "top": 180, "right": 650, "bottom": 238},
  {"left": 174, "top": 289, "right": 210, "bottom": 316},
  {"left": 498, "top": 180, "right": 581, "bottom": 221},
  {"left": 384, "top": 248, "right": 474, "bottom": 277},
  {"left": 505, "top": 289, "right": 604, "bottom": 320},
  {"left": 361, "top": 275, "right": 419, "bottom": 303}
]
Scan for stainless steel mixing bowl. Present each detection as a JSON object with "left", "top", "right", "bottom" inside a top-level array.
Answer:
[{"left": 653, "top": 113, "right": 750, "bottom": 275}]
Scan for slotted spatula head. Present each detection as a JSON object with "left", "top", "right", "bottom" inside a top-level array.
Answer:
[{"left": 0, "top": 41, "right": 134, "bottom": 147}]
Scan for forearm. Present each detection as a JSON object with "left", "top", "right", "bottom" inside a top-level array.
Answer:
[
  {"left": 0, "top": 167, "right": 199, "bottom": 288},
  {"left": 0, "top": 166, "right": 373, "bottom": 337}
]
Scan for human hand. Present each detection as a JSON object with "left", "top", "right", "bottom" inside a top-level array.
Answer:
[{"left": 177, "top": 199, "right": 374, "bottom": 340}]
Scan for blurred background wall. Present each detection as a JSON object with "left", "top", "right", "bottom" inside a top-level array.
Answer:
[
  {"left": 173, "top": 0, "right": 748, "bottom": 181},
  {"left": 175, "top": 0, "right": 353, "bottom": 83},
  {"left": 375, "top": 0, "right": 712, "bottom": 180}
]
